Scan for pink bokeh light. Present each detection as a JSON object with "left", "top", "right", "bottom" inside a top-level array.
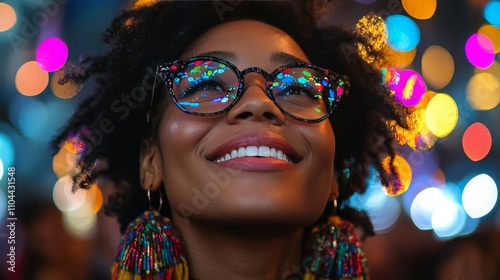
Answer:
[
  {"left": 36, "top": 37, "right": 68, "bottom": 72},
  {"left": 465, "top": 33, "right": 495, "bottom": 69},
  {"left": 390, "top": 69, "right": 426, "bottom": 107}
]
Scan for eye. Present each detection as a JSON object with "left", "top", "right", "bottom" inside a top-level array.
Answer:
[
  {"left": 277, "top": 85, "right": 321, "bottom": 100},
  {"left": 182, "top": 79, "right": 227, "bottom": 98}
]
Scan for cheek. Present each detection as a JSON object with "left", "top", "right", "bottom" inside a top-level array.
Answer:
[{"left": 156, "top": 106, "right": 212, "bottom": 200}]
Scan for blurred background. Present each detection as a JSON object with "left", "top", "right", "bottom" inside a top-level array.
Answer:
[{"left": 0, "top": 0, "right": 499, "bottom": 279}]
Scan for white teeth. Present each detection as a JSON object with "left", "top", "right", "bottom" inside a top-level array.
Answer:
[
  {"left": 238, "top": 147, "right": 245, "bottom": 157},
  {"left": 270, "top": 148, "right": 277, "bottom": 157},
  {"left": 214, "top": 146, "right": 293, "bottom": 163},
  {"left": 246, "top": 146, "right": 258, "bottom": 156},
  {"left": 231, "top": 149, "right": 238, "bottom": 158},
  {"left": 277, "top": 150, "right": 283, "bottom": 160},
  {"left": 258, "top": 146, "right": 270, "bottom": 157}
]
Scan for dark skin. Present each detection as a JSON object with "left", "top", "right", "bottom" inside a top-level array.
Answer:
[{"left": 140, "top": 20, "right": 340, "bottom": 279}]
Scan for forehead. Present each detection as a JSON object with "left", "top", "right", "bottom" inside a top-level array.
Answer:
[{"left": 182, "top": 20, "right": 310, "bottom": 69}]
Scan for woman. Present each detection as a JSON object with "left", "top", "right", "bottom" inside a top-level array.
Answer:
[{"left": 53, "top": 1, "right": 408, "bottom": 279}]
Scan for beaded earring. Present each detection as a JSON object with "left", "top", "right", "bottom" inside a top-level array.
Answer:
[
  {"left": 304, "top": 199, "right": 370, "bottom": 280},
  {"left": 111, "top": 189, "right": 189, "bottom": 280}
]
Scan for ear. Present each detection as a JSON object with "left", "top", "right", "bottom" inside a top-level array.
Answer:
[{"left": 140, "top": 138, "right": 163, "bottom": 192}]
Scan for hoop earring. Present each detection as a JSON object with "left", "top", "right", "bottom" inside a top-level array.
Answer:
[
  {"left": 304, "top": 197, "right": 369, "bottom": 280},
  {"left": 111, "top": 188, "right": 189, "bottom": 280}
]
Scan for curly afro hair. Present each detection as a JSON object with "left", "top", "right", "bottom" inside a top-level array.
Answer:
[{"left": 52, "top": 0, "right": 408, "bottom": 235}]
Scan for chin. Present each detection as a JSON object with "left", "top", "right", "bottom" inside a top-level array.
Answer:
[{"left": 191, "top": 202, "right": 325, "bottom": 232}]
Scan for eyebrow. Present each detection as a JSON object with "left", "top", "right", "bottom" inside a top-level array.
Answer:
[
  {"left": 190, "top": 50, "right": 307, "bottom": 66},
  {"left": 194, "top": 51, "right": 237, "bottom": 61},
  {"left": 270, "top": 52, "right": 308, "bottom": 65}
]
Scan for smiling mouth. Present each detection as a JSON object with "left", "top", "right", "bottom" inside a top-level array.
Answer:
[{"left": 213, "top": 146, "right": 297, "bottom": 164}]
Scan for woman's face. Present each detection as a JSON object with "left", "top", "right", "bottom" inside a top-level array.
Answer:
[{"left": 150, "top": 20, "right": 336, "bottom": 228}]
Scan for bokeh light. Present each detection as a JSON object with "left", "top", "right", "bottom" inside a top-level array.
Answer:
[
  {"left": 36, "top": 37, "right": 69, "bottom": 72},
  {"left": 425, "top": 93, "right": 459, "bottom": 138},
  {"left": 53, "top": 175, "right": 87, "bottom": 213},
  {"left": 390, "top": 69, "right": 427, "bottom": 106},
  {"left": 0, "top": 3, "right": 16, "bottom": 32},
  {"left": 15, "top": 61, "right": 49, "bottom": 96},
  {"left": 52, "top": 142, "right": 77, "bottom": 178},
  {"left": 478, "top": 24, "right": 500, "bottom": 53},
  {"left": 462, "top": 174, "right": 498, "bottom": 218},
  {"left": 462, "top": 122, "right": 492, "bottom": 161},
  {"left": 421, "top": 45, "right": 455, "bottom": 89},
  {"left": 432, "top": 199, "right": 467, "bottom": 238},
  {"left": 386, "top": 15, "right": 421, "bottom": 52},
  {"left": 0, "top": 158, "right": 3, "bottom": 181},
  {"left": 0, "top": 191, "right": 6, "bottom": 220},
  {"left": 0, "top": 132, "right": 15, "bottom": 167},
  {"left": 466, "top": 72, "right": 500, "bottom": 110},
  {"left": 51, "top": 69, "right": 82, "bottom": 99},
  {"left": 402, "top": 0, "right": 437, "bottom": 20},
  {"left": 16, "top": 99, "right": 49, "bottom": 141},
  {"left": 484, "top": 0, "right": 500, "bottom": 27},
  {"left": 392, "top": 48, "right": 417, "bottom": 68},
  {"left": 63, "top": 212, "right": 96, "bottom": 239},
  {"left": 465, "top": 33, "right": 495, "bottom": 69},
  {"left": 411, "top": 187, "right": 444, "bottom": 230},
  {"left": 382, "top": 154, "right": 412, "bottom": 196},
  {"left": 348, "top": 172, "right": 401, "bottom": 232}
]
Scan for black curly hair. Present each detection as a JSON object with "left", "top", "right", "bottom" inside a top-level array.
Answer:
[{"left": 52, "top": 0, "right": 408, "bottom": 235}]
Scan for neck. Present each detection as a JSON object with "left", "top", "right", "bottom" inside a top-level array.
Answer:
[{"left": 173, "top": 217, "right": 305, "bottom": 280}]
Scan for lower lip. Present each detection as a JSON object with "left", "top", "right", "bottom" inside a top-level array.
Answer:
[{"left": 213, "top": 157, "right": 295, "bottom": 171}]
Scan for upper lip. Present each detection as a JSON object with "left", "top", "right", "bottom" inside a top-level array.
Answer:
[{"left": 207, "top": 133, "right": 302, "bottom": 163}]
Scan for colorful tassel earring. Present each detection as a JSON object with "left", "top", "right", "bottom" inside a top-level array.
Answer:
[
  {"left": 111, "top": 190, "right": 189, "bottom": 280},
  {"left": 304, "top": 200, "right": 369, "bottom": 280}
]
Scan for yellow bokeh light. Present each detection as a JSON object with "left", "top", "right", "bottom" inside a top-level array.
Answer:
[
  {"left": 382, "top": 154, "right": 412, "bottom": 196},
  {"left": 52, "top": 145, "right": 77, "bottom": 178},
  {"left": 478, "top": 24, "right": 500, "bottom": 53},
  {"left": 402, "top": 0, "right": 437, "bottom": 20},
  {"left": 475, "top": 61, "right": 500, "bottom": 80},
  {"left": 51, "top": 69, "right": 82, "bottom": 99},
  {"left": 466, "top": 72, "right": 500, "bottom": 110},
  {"left": 15, "top": 61, "right": 49, "bottom": 96},
  {"left": 425, "top": 93, "right": 459, "bottom": 138},
  {"left": 391, "top": 48, "right": 417, "bottom": 68},
  {"left": 421, "top": 45, "right": 455, "bottom": 89},
  {"left": 0, "top": 3, "right": 16, "bottom": 32}
]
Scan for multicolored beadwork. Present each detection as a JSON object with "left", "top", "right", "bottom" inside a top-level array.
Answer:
[
  {"left": 111, "top": 210, "right": 188, "bottom": 280},
  {"left": 305, "top": 216, "right": 369, "bottom": 280}
]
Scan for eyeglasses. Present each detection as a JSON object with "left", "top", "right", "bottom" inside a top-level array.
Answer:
[{"left": 156, "top": 56, "right": 349, "bottom": 123}]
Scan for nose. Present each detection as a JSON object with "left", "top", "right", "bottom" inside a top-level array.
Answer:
[{"left": 226, "top": 73, "right": 285, "bottom": 125}]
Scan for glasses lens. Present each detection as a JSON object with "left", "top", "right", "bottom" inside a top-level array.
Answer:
[
  {"left": 171, "top": 59, "right": 239, "bottom": 114},
  {"left": 271, "top": 67, "right": 335, "bottom": 120}
]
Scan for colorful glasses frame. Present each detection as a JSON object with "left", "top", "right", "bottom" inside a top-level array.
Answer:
[{"left": 153, "top": 56, "right": 350, "bottom": 123}]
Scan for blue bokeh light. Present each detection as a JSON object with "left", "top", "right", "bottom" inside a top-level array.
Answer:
[
  {"left": 484, "top": 1, "right": 500, "bottom": 27},
  {"left": 0, "top": 132, "right": 15, "bottom": 168},
  {"left": 386, "top": 15, "right": 421, "bottom": 52}
]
